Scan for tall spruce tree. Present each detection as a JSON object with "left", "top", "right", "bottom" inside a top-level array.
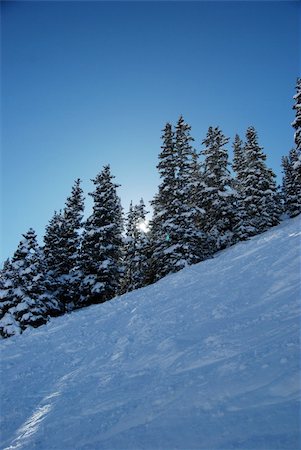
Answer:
[
  {"left": 200, "top": 126, "right": 237, "bottom": 251},
  {"left": 44, "top": 210, "right": 65, "bottom": 277},
  {"left": 60, "top": 179, "right": 85, "bottom": 309},
  {"left": 173, "top": 116, "right": 208, "bottom": 266},
  {"left": 239, "top": 127, "right": 281, "bottom": 235},
  {"left": 232, "top": 134, "right": 245, "bottom": 183},
  {"left": 0, "top": 229, "right": 59, "bottom": 337},
  {"left": 80, "top": 165, "right": 123, "bottom": 306},
  {"left": 61, "top": 179, "right": 84, "bottom": 273},
  {"left": 43, "top": 179, "right": 84, "bottom": 311},
  {"left": 292, "top": 78, "right": 301, "bottom": 154},
  {"left": 282, "top": 149, "right": 301, "bottom": 217},
  {"left": 0, "top": 259, "right": 20, "bottom": 338},
  {"left": 122, "top": 201, "right": 136, "bottom": 292},
  {"left": 123, "top": 199, "right": 149, "bottom": 292},
  {"left": 149, "top": 123, "right": 179, "bottom": 281},
  {"left": 150, "top": 118, "right": 207, "bottom": 282},
  {"left": 232, "top": 134, "right": 253, "bottom": 241},
  {"left": 286, "top": 78, "right": 301, "bottom": 208}
]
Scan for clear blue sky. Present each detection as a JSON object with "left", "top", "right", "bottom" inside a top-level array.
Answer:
[{"left": 1, "top": 0, "right": 300, "bottom": 262}]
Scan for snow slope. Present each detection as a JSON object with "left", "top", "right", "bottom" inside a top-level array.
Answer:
[{"left": 1, "top": 216, "right": 300, "bottom": 450}]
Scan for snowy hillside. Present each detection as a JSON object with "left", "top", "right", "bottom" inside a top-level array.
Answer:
[{"left": 1, "top": 216, "right": 300, "bottom": 450}]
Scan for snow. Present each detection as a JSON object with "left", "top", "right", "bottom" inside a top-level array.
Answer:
[
  {"left": 1, "top": 216, "right": 300, "bottom": 450},
  {"left": 293, "top": 158, "right": 301, "bottom": 170},
  {"left": 11, "top": 301, "right": 28, "bottom": 313},
  {"left": 91, "top": 282, "right": 105, "bottom": 294}
]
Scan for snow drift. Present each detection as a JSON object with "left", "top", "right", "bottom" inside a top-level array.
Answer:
[{"left": 1, "top": 216, "right": 300, "bottom": 450}]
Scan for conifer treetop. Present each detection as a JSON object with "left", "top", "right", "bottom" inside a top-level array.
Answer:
[
  {"left": 232, "top": 134, "right": 245, "bottom": 177},
  {"left": 292, "top": 77, "right": 301, "bottom": 151}
]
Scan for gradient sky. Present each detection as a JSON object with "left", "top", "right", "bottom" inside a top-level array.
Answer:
[{"left": 1, "top": 0, "right": 300, "bottom": 262}]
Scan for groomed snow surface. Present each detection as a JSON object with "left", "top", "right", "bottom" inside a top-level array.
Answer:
[{"left": 1, "top": 216, "right": 300, "bottom": 450}]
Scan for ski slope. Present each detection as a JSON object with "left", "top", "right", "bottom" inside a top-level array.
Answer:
[{"left": 1, "top": 216, "right": 300, "bottom": 450}]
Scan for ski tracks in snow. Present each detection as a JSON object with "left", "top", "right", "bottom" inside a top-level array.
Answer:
[{"left": 1, "top": 216, "right": 300, "bottom": 449}]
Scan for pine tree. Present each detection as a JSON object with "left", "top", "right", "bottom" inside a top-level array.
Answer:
[
  {"left": 80, "top": 165, "right": 123, "bottom": 306},
  {"left": 123, "top": 199, "right": 149, "bottom": 292},
  {"left": 0, "top": 259, "right": 20, "bottom": 338},
  {"left": 149, "top": 123, "right": 179, "bottom": 281},
  {"left": 282, "top": 149, "right": 301, "bottom": 217},
  {"left": 292, "top": 78, "right": 301, "bottom": 154},
  {"left": 122, "top": 201, "right": 136, "bottom": 292},
  {"left": 285, "top": 78, "right": 301, "bottom": 211},
  {"left": 43, "top": 179, "right": 84, "bottom": 311},
  {"left": 232, "top": 134, "right": 245, "bottom": 183},
  {"left": 231, "top": 134, "right": 253, "bottom": 241},
  {"left": 150, "top": 118, "right": 208, "bottom": 282},
  {"left": 0, "top": 229, "right": 59, "bottom": 337},
  {"left": 43, "top": 210, "right": 66, "bottom": 312},
  {"left": 60, "top": 179, "right": 85, "bottom": 310},
  {"left": 61, "top": 179, "right": 84, "bottom": 273},
  {"left": 200, "top": 126, "right": 237, "bottom": 251},
  {"left": 44, "top": 210, "right": 65, "bottom": 277},
  {"left": 173, "top": 116, "right": 209, "bottom": 265},
  {"left": 239, "top": 127, "right": 281, "bottom": 235},
  {"left": 132, "top": 198, "right": 149, "bottom": 289}
]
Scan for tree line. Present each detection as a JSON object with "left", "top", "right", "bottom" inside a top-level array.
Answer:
[{"left": 0, "top": 79, "right": 300, "bottom": 338}]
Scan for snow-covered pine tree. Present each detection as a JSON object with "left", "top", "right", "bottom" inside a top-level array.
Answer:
[
  {"left": 44, "top": 210, "right": 65, "bottom": 277},
  {"left": 0, "top": 259, "right": 20, "bottom": 338},
  {"left": 231, "top": 134, "right": 253, "bottom": 241},
  {"left": 173, "top": 116, "right": 209, "bottom": 266},
  {"left": 150, "top": 118, "right": 208, "bottom": 282},
  {"left": 0, "top": 229, "right": 59, "bottom": 337},
  {"left": 122, "top": 201, "right": 136, "bottom": 292},
  {"left": 281, "top": 78, "right": 301, "bottom": 218},
  {"left": 282, "top": 149, "right": 301, "bottom": 217},
  {"left": 60, "top": 179, "right": 84, "bottom": 309},
  {"left": 239, "top": 127, "right": 282, "bottom": 235},
  {"left": 200, "top": 126, "right": 237, "bottom": 251},
  {"left": 232, "top": 134, "right": 245, "bottom": 183},
  {"left": 292, "top": 78, "right": 301, "bottom": 153},
  {"left": 147, "top": 196, "right": 164, "bottom": 284},
  {"left": 43, "top": 180, "right": 84, "bottom": 311},
  {"left": 43, "top": 210, "right": 66, "bottom": 312},
  {"left": 61, "top": 179, "right": 84, "bottom": 273},
  {"left": 149, "top": 122, "right": 179, "bottom": 282},
  {"left": 79, "top": 165, "right": 123, "bottom": 306},
  {"left": 291, "top": 78, "right": 301, "bottom": 189},
  {"left": 123, "top": 199, "right": 149, "bottom": 292},
  {"left": 133, "top": 198, "right": 150, "bottom": 288}
]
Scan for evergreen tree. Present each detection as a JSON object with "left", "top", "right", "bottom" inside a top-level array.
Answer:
[
  {"left": 44, "top": 210, "right": 65, "bottom": 277},
  {"left": 43, "top": 179, "right": 84, "bottom": 311},
  {"left": 292, "top": 78, "right": 301, "bottom": 153},
  {"left": 239, "top": 127, "right": 281, "bottom": 235},
  {"left": 200, "top": 126, "right": 237, "bottom": 250},
  {"left": 0, "top": 259, "right": 20, "bottom": 338},
  {"left": 231, "top": 134, "right": 254, "bottom": 241},
  {"left": 282, "top": 149, "right": 301, "bottom": 217},
  {"left": 133, "top": 199, "right": 150, "bottom": 288},
  {"left": 290, "top": 78, "right": 301, "bottom": 191},
  {"left": 0, "top": 229, "right": 59, "bottom": 338},
  {"left": 149, "top": 123, "right": 179, "bottom": 282},
  {"left": 43, "top": 209, "right": 66, "bottom": 313},
  {"left": 61, "top": 179, "right": 84, "bottom": 273},
  {"left": 60, "top": 179, "right": 85, "bottom": 310},
  {"left": 150, "top": 118, "right": 208, "bottom": 282},
  {"left": 173, "top": 116, "right": 209, "bottom": 265},
  {"left": 122, "top": 201, "right": 136, "bottom": 292},
  {"left": 232, "top": 134, "right": 245, "bottom": 183},
  {"left": 123, "top": 199, "right": 149, "bottom": 292},
  {"left": 80, "top": 165, "right": 123, "bottom": 306}
]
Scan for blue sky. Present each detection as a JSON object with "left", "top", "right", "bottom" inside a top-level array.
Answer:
[{"left": 1, "top": 0, "right": 299, "bottom": 261}]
